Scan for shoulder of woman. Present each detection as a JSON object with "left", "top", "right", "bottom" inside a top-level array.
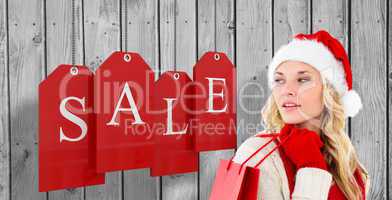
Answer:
[
  {"left": 232, "top": 130, "right": 280, "bottom": 166},
  {"left": 232, "top": 130, "right": 290, "bottom": 199}
]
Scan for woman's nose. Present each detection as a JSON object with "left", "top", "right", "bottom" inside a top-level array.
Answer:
[{"left": 281, "top": 84, "right": 297, "bottom": 97}]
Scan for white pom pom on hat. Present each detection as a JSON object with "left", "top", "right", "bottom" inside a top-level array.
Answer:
[
  {"left": 267, "top": 30, "right": 363, "bottom": 118},
  {"left": 341, "top": 90, "right": 363, "bottom": 117}
]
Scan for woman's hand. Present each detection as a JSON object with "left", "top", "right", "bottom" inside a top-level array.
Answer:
[{"left": 278, "top": 123, "right": 328, "bottom": 170}]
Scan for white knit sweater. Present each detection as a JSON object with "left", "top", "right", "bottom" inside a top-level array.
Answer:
[{"left": 232, "top": 132, "right": 333, "bottom": 200}]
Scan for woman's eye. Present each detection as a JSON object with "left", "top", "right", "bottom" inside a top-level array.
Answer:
[
  {"left": 298, "top": 78, "right": 310, "bottom": 83},
  {"left": 274, "top": 79, "right": 284, "bottom": 84}
]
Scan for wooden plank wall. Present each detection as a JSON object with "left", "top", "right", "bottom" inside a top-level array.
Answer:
[{"left": 0, "top": 0, "right": 389, "bottom": 199}]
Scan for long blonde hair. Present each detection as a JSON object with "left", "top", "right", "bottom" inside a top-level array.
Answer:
[{"left": 261, "top": 77, "right": 369, "bottom": 199}]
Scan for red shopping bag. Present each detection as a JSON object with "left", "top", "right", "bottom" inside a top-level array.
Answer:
[
  {"left": 209, "top": 132, "right": 290, "bottom": 200},
  {"left": 39, "top": 65, "right": 105, "bottom": 192},
  {"left": 150, "top": 71, "right": 198, "bottom": 176}
]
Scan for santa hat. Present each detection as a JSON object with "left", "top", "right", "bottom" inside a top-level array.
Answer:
[{"left": 267, "top": 30, "right": 362, "bottom": 118}]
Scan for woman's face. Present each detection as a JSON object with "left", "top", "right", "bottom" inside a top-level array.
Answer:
[{"left": 272, "top": 60, "right": 324, "bottom": 124}]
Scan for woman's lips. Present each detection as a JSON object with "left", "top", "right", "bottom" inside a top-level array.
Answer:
[
  {"left": 281, "top": 103, "right": 301, "bottom": 112},
  {"left": 282, "top": 106, "right": 300, "bottom": 112}
]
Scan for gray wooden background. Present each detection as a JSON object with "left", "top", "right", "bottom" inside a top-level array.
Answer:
[{"left": 0, "top": 0, "right": 390, "bottom": 199}]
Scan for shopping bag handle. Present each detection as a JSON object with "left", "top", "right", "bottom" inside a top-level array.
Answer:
[
  {"left": 226, "top": 132, "right": 278, "bottom": 171},
  {"left": 231, "top": 131, "right": 292, "bottom": 174},
  {"left": 252, "top": 132, "right": 292, "bottom": 168}
]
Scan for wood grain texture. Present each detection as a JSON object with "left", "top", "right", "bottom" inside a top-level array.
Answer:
[
  {"left": 389, "top": 0, "right": 392, "bottom": 198},
  {"left": 83, "top": 0, "right": 121, "bottom": 199},
  {"left": 123, "top": 0, "right": 160, "bottom": 199},
  {"left": 159, "top": 0, "right": 198, "bottom": 199},
  {"left": 0, "top": 0, "right": 9, "bottom": 199},
  {"left": 312, "top": 0, "right": 348, "bottom": 40},
  {"left": 197, "top": 0, "right": 235, "bottom": 199},
  {"left": 312, "top": 0, "right": 350, "bottom": 136},
  {"left": 45, "top": 0, "right": 85, "bottom": 199},
  {"left": 8, "top": 0, "right": 46, "bottom": 199},
  {"left": 351, "top": 0, "right": 387, "bottom": 198},
  {"left": 1, "top": 0, "right": 391, "bottom": 199},
  {"left": 83, "top": 0, "right": 121, "bottom": 71},
  {"left": 274, "top": 0, "right": 310, "bottom": 49},
  {"left": 272, "top": 0, "right": 310, "bottom": 134},
  {"left": 236, "top": 0, "right": 272, "bottom": 146}
]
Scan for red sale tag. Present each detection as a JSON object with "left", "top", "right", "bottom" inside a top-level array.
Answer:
[
  {"left": 39, "top": 65, "right": 105, "bottom": 192},
  {"left": 150, "top": 71, "right": 198, "bottom": 176},
  {"left": 95, "top": 51, "right": 155, "bottom": 172},
  {"left": 193, "top": 52, "right": 237, "bottom": 151}
]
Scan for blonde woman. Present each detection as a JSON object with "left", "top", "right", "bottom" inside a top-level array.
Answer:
[{"left": 232, "top": 30, "right": 370, "bottom": 199}]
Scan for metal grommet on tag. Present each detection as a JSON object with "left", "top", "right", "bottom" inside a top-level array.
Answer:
[
  {"left": 70, "top": 66, "right": 78, "bottom": 75},
  {"left": 103, "top": 69, "right": 111, "bottom": 77},
  {"left": 214, "top": 53, "right": 220, "bottom": 61},
  {"left": 124, "top": 54, "right": 132, "bottom": 62},
  {"left": 173, "top": 72, "right": 180, "bottom": 80}
]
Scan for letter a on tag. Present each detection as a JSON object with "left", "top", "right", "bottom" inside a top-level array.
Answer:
[
  {"left": 39, "top": 65, "right": 104, "bottom": 192},
  {"left": 95, "top": 51, "right": 155, "bottom": 172}
]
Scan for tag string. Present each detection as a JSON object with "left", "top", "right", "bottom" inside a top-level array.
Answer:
[
  {"left": 71, "top": 0, "right": 76, "bottom": 66},
  {"left": 122, "top": 0, "right": 128, "bottom": 51}
]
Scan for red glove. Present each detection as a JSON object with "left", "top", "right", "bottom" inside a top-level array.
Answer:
[{"left": 278, "top": 123, "right": 328, "bottom": 170}]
